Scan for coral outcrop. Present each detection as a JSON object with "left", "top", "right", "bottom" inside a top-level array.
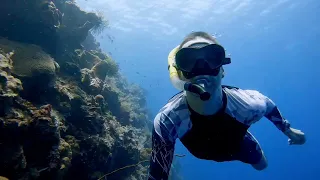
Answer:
[
  {"left": 0, "top": 0, "right": 182, "bottom": 180},
  {"left": 0, "top": 38, "right": 60, "bottom": 101},
  {"left": 0, "top": 50, "right": 23, "bottom": 118},
  {"left": 0, "top": 38, "right": 59, "bottom": 79}
]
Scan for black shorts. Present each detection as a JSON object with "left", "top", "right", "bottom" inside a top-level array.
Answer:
[
  {"left": 182, "top": 131, "right": 264, "bottom": 164},
  {"left": 226, "top": 131, "right": 263, "bottom": 164}
]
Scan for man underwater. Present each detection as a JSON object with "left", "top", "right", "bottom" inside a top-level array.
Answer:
[{"left": 148, "top": 31, "right": 306, "bottom": 180}]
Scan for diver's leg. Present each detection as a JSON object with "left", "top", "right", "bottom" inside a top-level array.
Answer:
[
  {"left": 236, "top": 131, "right": 268, "bottom": 171},
  {"left": 252, "top": 151, "right": 267, "bottom": 170}
]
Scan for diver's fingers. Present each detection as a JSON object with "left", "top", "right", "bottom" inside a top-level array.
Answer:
[{"left": 288, "top": 139, "right": 296, "bottom": 145}]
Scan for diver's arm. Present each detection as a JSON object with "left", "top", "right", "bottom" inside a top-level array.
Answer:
[
  {"left": 148, "top": 129, "right": 175, "bottom": 180},
  {"left": 247, "top": 90, "right": 291, "bottom": 133},
  {"left": 148, "top": 114, "right": 176, "bottom": 180},
  {"left": 265, "top": 101, "right": 290, "bottom": 133},
  {"left": 263, "top": 96, "right": 291, "bottom": 133},
  {"left": 250, "top": 90, "right": 305, "bottom": 144}
]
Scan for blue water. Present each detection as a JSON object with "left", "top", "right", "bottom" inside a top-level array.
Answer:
[{"left": 78, "top": 0, "right": 320, "bottom": 179}]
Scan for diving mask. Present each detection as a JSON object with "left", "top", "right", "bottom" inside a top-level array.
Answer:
[{"left": 175, "top": 44, "right": 231, "bottom": 79}]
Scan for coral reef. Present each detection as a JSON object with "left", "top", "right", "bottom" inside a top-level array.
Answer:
[
  {"left": 0, "top": 50, "right": 23, "bottom": 117},
  {"left": 0, "top": 38, "right": 60, "bottom": 102},
  {"left": 0, "top": 38, "right": 59, "bottom": 79},
  {"left": 0, "top": 97, "right": 62, "bottom": 179},
  {"left": 0, "top": 0, "right": 182, "bottom": 180}
]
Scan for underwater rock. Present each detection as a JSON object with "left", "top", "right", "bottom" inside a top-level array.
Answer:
[
  {"left": 58, "top": 138, "right": 73, "bottom": 175},
  {"left": 0, "top": 0, "right": 62, "bottom": 29},
  {"left": 104, "top": 124, "right": 150, "bottom": 180},
  {"left": 0, "top": 0, "right": 63, "bottom": 56},
  {"left": 92, "top": 58, "right": 119, "bottom": 79},
  {"left": 0, "top": 0, "right": 107, "bottom": 59},
  {"left": 0, "top": 137, "right": 27, "bottom": 178},
  {"left": 89, "top": 50, "right": 112, "bottom": 63},
  {"left": 0, "top": 53, "right": 23, "bottom": 96},
  {"left": 82, "top": 32, "right": 102, "bottom": 51},
  {"left": 117, "top": 83, "right": 150, "bottom": 128},
  {"left": 76, "top": 49, "right": 102, "bottom": 69},
  {"left": 0, "top": 0, "right": 171, "bottom": 179},
  {"left": 99, "top": 76, "right": 151, "bottom": 129},
  {"left": 80, "top": 68, "right": 104, "bottom": 94},
  {"left": 79, "top": 60, "right": 118, "bottom": 95},
  {"left": 54, "top": 77, "right": 106, "bottom": 135},
  {"left": 57, "top": 1, "right": 108, "bottom": 50},
  {"left": 63, "top": 134, "right": 113, "bottom": 180},
  {"left": 0, "top": 98, "right": 64, "bottom": 179},
  {"left": 0, "top": 38, "right": 59, "bottom": 78},
  {"left": 0, "top": 37, "right": 59, "bottom": 101},
  {"left": 36, "top": 0, "right": 63, "bottom": 28},
  {"left": 101, "top": 78, "right": 122, "bottom": 118},
  {"left": 76, "top": 49, "right": 116, "bottom": 71},
  {"left": 78, "top": 51, "right": 118, "bottom": 95},
  {"left": 0, "top": 51, "right": 23, "bottom": 116},
  {"left": 94, "top": 94, "right": 105, "bottom": 108},
  {"left": 92, "top": 60, "right": 112, "bottom": 80}
]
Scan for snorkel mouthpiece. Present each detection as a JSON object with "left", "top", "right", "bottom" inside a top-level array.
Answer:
[{"left": 184, "top": 82, "right": 211, "bottom": 101}]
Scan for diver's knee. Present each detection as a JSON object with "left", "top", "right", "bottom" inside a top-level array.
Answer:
[
  {"left": 252, "top": 154, "right": 268, "bottom": 171},
  {"left": 252, "top": 162, "right": 268, "bottom": 171}
]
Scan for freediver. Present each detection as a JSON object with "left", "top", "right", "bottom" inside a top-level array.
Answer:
[{"left": 147, "top": 31, "right": 306, "bottom": 180}]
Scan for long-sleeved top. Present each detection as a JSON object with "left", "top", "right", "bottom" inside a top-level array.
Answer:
[{"left": 148, "top": 86, "right": 291, "bottom": 180}]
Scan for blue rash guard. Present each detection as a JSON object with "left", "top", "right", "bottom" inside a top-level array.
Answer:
[{"left": 148, "top": 86, "right": 291, "bottom": 180}]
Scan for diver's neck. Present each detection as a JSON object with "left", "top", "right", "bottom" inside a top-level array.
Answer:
[{"left": 186, "top": 86, "right": 223, "bottom": 116}]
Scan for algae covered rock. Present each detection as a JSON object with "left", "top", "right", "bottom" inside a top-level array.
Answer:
[
  {"left": 0, "top": 51, "right": 23, "bottom": 116},
  {"left": 0, "top": 37, "right": 60, "bottom": 100},
  {"left": 76, "top": 49, "right": 117, "bottom": 73},
  {"left": 58, "top": 1, "right": 108, "bottom": 36},
  {"left": 80, "top": 68, "right": 104, "bottom": 94},
  {"left": 54, "top": 77, "right": 106, "bottom": 135},
  {"left": 0, "top": 52, "right": 23, "bottom": 98},
  {"left": 76, "top": 49, "right": 102, "bottom": 69},
  {"left": 58, "top": 138, "right": 73, "bottom": 174},
  {"left": 0, "top": 37, "right": 59, "bottom": 79},
  {"left": 79, "top": 54, "right": 118, "bottom": 94},
  {"left": 92, "top": 59, "right": 119, "bottom": 80},
  {"left": 0, "top": 0, "right": 62, "bottom": 29},
  {"left": 0, "top": 99, "right": 63, "bottom": 180},
  {"left": 0, "top": 0, "right": 166, "bottom": 179},
  {"left": 82, "top": 32, "right": 102, "bottom": 51}
]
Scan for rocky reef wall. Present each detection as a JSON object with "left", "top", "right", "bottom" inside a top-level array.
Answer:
[{"left": 0, "top": 1, "right": 182, "bottom": 180}]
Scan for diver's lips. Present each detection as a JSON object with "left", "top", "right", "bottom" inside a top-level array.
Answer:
[{"left": 193, "top": 78, "right": 211, "bottom": 88}]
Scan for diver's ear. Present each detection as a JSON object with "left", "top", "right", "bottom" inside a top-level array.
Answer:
[{"left": 221, "top": 66, "right": 225, "bottom": 78}]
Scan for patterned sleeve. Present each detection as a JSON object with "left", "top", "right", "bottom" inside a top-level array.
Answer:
[
  {"left": 249, "top": 90, "right": 291, "bottom": 133},
  {"left": 263, "top": 96, "right": 291, "bottom": 132},
  {"left": 148, "top": 113, "right": 176, "bottom": 180}
]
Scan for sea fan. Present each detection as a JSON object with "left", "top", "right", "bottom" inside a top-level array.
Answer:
[{"left": 91, "top": 10, "right": 109, "bottom": 35}]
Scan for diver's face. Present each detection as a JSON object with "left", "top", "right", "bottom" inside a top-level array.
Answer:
[
  {"left": 181, "top": 37, "right": 223, "bottom": 88},
  {"left": 177, "top": 37, "right": 229, "bottom": 81}
]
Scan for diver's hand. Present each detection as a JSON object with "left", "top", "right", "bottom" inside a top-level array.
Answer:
[{"left": 284, "top": 128, "right": 306, "bottom": 145}]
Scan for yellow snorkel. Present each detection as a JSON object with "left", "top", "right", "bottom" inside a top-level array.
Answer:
[{"left": 167, "top": 45, "right": 211, "bottom": 100}]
